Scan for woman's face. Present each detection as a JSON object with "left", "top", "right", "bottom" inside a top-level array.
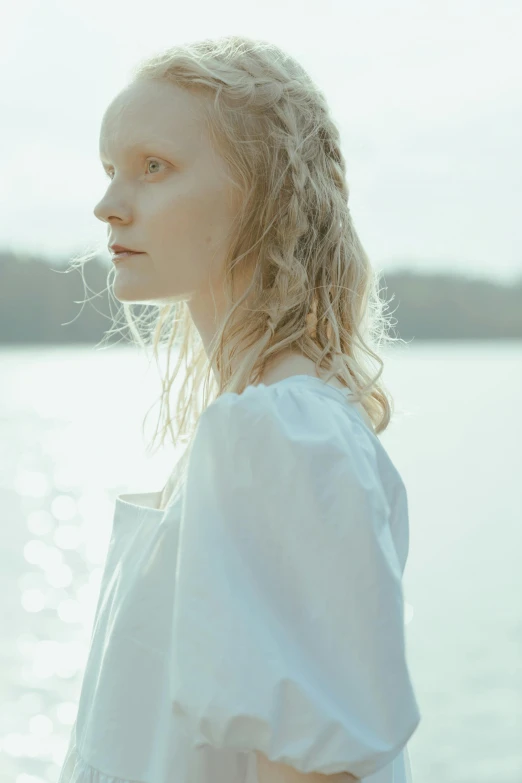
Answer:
[{"left": 94, "top": 78, "right": 243, "bottom": 341}]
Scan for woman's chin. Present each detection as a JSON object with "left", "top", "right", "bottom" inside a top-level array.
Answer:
[
  {"left": 111, "top": 275, "right": 185, "bottom": 307},
  {"left": 111, "top": 282, "right": 154, "bottom": 305}
]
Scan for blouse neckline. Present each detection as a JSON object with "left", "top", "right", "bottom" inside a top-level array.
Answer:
[
  {"left": 115, "top": 374, "right": 360, "bottom": 515},
  {"left": 256, "top": 373, "right": 353, "bottom": 402}
]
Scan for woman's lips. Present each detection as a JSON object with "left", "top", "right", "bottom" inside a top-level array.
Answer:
[{"left": 112, "top": 251, "right": 145, "bottom": 263}]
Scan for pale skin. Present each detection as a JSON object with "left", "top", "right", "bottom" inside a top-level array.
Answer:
[{"left": 94, "top": 78, "right": 360, "bottom": 783}]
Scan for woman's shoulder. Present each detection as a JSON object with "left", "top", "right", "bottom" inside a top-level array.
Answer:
[
  {"left": 201, "top": 377, "right": 375, "bottom": 458},
  {"left": 200, "top": 378, "right": 405, "bottom": 502}
]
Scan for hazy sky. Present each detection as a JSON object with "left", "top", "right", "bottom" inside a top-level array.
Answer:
[{"left": 2, "top": 0, "right": 521, "bottom": 281}]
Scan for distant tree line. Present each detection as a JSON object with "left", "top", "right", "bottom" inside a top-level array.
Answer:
[{"left": 0, "top": 249, "right": 521, "bottom": 344}]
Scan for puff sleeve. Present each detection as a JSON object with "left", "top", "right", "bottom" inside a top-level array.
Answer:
[{"left": 168, "top": 388, "right": 421, "bottom": 780}]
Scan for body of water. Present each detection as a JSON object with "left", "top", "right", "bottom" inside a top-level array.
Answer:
[{"left": 0, "top": 342, "right": 521, "bottom": 782}]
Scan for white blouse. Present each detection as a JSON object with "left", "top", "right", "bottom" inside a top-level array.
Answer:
[{"left": 57, "top": 374, "right": 421, "bottom": 783}]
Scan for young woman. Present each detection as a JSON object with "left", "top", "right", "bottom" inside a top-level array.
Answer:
[{"left": 59, "top": 35, "right": 421, "bottom": 783}]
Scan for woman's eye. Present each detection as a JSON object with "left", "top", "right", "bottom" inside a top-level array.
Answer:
[
  {"left": 104, "top": 158, "right": 165, "bottom": 180},
  {"left": 146, "top": 159, "right": 165, "bottom": 174}
]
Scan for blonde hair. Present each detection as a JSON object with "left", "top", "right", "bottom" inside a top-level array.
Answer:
[{"left": 72, "top": 35, "right": 405, "bottom": 506}]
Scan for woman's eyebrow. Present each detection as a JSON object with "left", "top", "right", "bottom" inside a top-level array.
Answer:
[
  {"left": 99, "top": 142, "right": 152, "bottom": 164},
  {"left": 99, "top": 138, "right": 181, "bottom": 163}
]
